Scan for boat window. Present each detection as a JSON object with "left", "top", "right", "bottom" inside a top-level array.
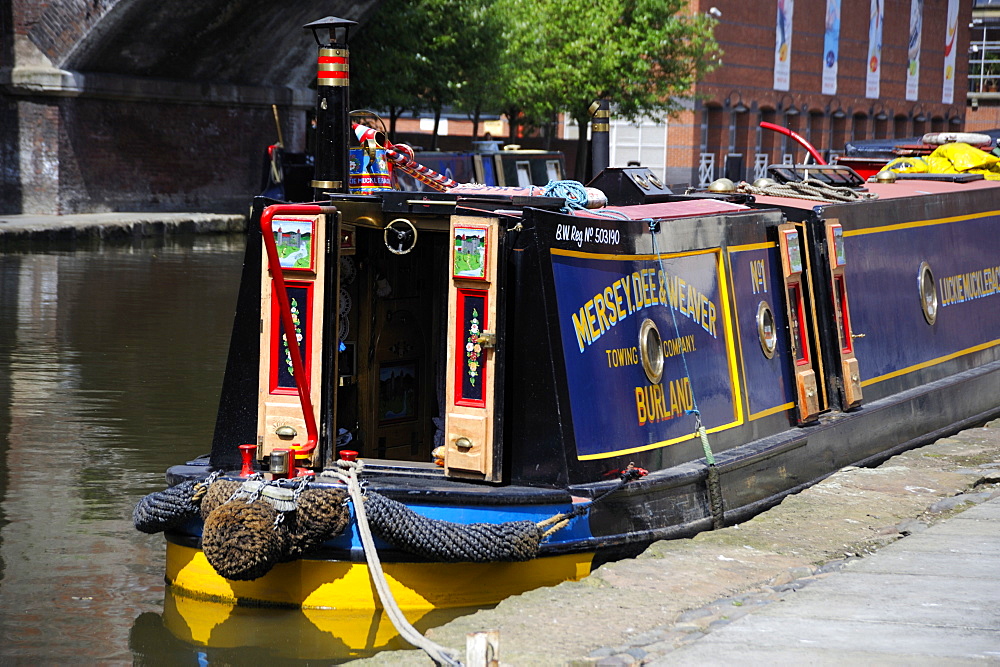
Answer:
[
  {"left": 639, "top": 318, "right": 664, "bottom": 384},
  {"left": 546, "top": 159, "right": 562, "bottom": 182},
  {"left": 919, "top": 262, "right": 938, "bottom": 325},
  {"left": 787, "top": 283, "right": 808, "bottom": 364},
  {"left": 756, "top": 301, "right": 777, "bottom": 359},
  {"left": 516, "top": 161, "right": 532, "bottom": 187}
]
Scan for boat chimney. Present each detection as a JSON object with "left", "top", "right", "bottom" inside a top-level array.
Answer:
[
  {"left": 304, "top": 16, "right": 357, "bottom": 198},
  {"left": 590, "top": 98, "right": 610, "bottom": 180}
]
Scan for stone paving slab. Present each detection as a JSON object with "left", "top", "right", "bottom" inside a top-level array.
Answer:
[
  {"left": 657, "top": 645, "right": 990, "bottom": 666},
  {"left": 663, "top": 614, "right": 1000, "bottom": 663},
  {"left": 758, "top": 588, "right": 996, "bottom": 626},
  {"left": 852, "top": 548, "right": 1000, "bottom": 577},
  {"left": 663, "top": 498, "right": 1000, "bottom": 664}
]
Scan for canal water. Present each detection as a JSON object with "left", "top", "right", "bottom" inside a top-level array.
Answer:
[{"left": 0, "top": 236, "right": 461, "bottom": 664}]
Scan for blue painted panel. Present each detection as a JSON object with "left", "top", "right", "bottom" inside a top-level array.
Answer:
[
  {"left": 845, "top": 214, "right": 1000, "bottom": 385},
  {"left": 327, "top": 500, "right": 593, "bottom": 551},
  {"left": 728, "top": 247, "right": 795, "bottom": 417},
  {"left": 550, "top": 250, "right": 739, "bottom": 460}
]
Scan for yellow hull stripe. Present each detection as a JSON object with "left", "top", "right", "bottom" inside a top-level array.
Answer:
[
  {"left": 861, "top": 338, "right": 1000, "bottom": 387},
  {"left": 843, "top": 210, "right": 1000, "bottom": 237},
  {"left": 166, "top": 542, "right": 593, "bottom": 612},
  {"left": 748, "top": 401, "right": 795, "bottom": 420}
]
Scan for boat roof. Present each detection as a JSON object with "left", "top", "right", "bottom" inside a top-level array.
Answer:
[
  {"left": 568, "top": 198, "right": 751, "bottom": 220},
  {"left": 749, "top": 177, "right": 1000, "bottom": 211}
]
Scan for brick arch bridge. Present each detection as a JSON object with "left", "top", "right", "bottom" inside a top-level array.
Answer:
[{"left": 1, "top": 1, "right": 380, "bottom": 215}]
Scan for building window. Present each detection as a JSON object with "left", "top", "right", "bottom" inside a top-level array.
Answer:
[
  {"left": 969, "top": 18, "right": 1000, "bottom": 94},
  {"left": 759, "top": 108, "right": 777, "bottom": 162},
  {"left": 609, "top": 119, "right": 668, "bottom": 180},
  {"left": 894, "top": 115, "right": 909, "bottom": 139},
  {"left": 706, "top": 106, "right": 726, "bottom": 168},
  {"left": 874, "top": 115, "right": 889, "bottom": 140},
  {"left": 831, "top": 114, "right": 848, "bottom": 156},
  {"left": 852, "top": 114, "right": 868, "bottom": 143}
]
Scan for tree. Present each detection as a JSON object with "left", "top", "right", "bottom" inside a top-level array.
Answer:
[
  {"left": 352, "top": 0, "right": 719, "bottom": 174},
  {"left": 449, "top": 0, "right": 506, "bottom": 140},
  {"left": 494, "top": 0, "right": 720, "bottom": 177},
  {"left": 354, "top": 0, "right": 509, "bottom": 149},
  {"left": 350, "top": 0, "right": 427, "bottom": 140}
]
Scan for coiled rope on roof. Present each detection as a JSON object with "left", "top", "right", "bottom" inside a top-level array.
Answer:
[{"left": 736, "top": 178, "right": 878, "bottom": 203}]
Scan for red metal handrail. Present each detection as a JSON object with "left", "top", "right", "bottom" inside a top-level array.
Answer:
[
  {"left": 259, "top": 204, "right": 337, "bottom": 456},
  {"left": 759, "top": 121, "right": 827, "bottom": 166}
]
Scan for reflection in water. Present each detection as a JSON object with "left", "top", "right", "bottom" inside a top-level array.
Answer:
[
  {"left": 0, "top": 236, "right": 482, "bottom": 663},
  {"left": 131, "top": 589, "right": 478, "bottom": 664}
]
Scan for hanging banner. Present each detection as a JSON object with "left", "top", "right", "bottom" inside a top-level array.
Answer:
[
  {"left": 823, "top": 0, "right": 841, "bottom": 95},
  {"left": 906, "top": 0, "right": 923, "bottom": 101},
  {"left": 774, "top": 0, "right": 794, "bottom": 91},
  {"left": 942, "top": 0, "right": 959, "bottom": 104},
  {"left": 866, "top": 0, "right": 883, "bottom": 99}
]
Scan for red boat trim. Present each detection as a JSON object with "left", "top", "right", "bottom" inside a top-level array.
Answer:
[{"left": 259, "top": 204, "right": 337, "bottom": 455}]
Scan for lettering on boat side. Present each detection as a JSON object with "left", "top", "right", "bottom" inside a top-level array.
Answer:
[
  {"left": 938, "top": 264, "right": 1000, "bottom": 307},
  {"left": 750, "top": 258, "right": 769, "bottom": 294},
  {"left": 555, "top": 223, "right": 620, "bottom": 248},
  {"left": 551, "top": 249, "right": 740, "bottom": 459},
  {"left": 607, "top": 335, "right": 697, "bottom": 367},
  {"left": 569, "top": 267, "right": 718, "bottom": 353},
  {"left": 634, "top": 377, "right": 694, "bottom": 426}
]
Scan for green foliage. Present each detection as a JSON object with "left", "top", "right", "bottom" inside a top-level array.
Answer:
[
  {"left": 350, "top": 0, "right": 426, "bottom": 134},
  {"left": 351, "top": 0, "right": 720, "bottom": 142}
]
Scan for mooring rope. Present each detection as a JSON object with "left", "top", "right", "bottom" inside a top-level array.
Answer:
[
  {"left": 649, "top": 221, "right": 725, "bottom": 529},
  {"left": 736, "top": 178, "right": 877, "bottom": 203},
  {"left": 542, "top": 180, "right": 629, "bottom": 220},
  {"left": 316, "top": 459, "right": 649, "bottom": 665},
  {"left": 328, "top": 461, "right": 463, "bottom": 667}
]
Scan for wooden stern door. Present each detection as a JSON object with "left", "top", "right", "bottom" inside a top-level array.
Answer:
[
  {"left": 777, "top": 223, "right": 825, "bottom": 424},
  {"left": 824, "top": 219, "right": 863, "bottom": 409},
  {"left": 444, "top": 215, "right": 502, "bottom": 482},
  {"left": 256, "top": 213, "right": 329, "bottom": 466}
]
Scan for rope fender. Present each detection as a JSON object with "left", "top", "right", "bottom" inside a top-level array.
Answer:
[
  {"left": 363, "top": 492, "right": 545, "bottom": 563},
  {"left": 132, "top": 479, "right": 202, "bottom": 534},
  {"left": 133, "top": 477, "right": 350, "bottom": 581}
]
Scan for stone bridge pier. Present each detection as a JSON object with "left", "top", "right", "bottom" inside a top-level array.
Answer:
[{"left": 1, "top": 1, "right": 378, "bottom": 215}]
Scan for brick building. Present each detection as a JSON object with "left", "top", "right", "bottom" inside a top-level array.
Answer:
[
  {"left": 658, "top": 0, "right": 973, "bottom": 189},
  {"left": 967, "top": 0, "right": 1000, "bottom": 132}
]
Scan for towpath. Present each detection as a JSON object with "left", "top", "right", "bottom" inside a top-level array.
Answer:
[
  {"left": 0, "top": 212, "right": 245, "bottom": 247},
  {"left": 356, "top": 419, "right": 1000, "bottom": 665}
]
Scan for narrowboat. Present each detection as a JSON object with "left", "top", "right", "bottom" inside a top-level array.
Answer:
[{"left": 136, "top": 16, "right": 1000, "bottom": 630}]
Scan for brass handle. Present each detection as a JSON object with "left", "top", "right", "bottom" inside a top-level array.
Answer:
[{"left": 476, "top": 332, "right": 496, "bottom": 349}]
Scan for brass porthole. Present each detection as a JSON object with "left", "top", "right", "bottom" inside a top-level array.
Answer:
[
  {"left": 757, "top": 301, "right": 777, "bottom": 359},
  {"left": 639, "top": 318, "right": 664, "bottom": 384},
  {"left": 918, "top": 261, "right": 938, "bottom": 325}
]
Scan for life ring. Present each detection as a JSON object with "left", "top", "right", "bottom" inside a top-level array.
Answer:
[{"left": 921, "top": 132, "right": 993, "bottom": 147}]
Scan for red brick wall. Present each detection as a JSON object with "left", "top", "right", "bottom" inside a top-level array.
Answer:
[
  {"left": 672, "top": 0, "right": 973, "bottom": 184},
  {"left": 1, "top": 94, "right": 290, "bottom": 215},
  {"left": 55, "top": 98, "right": 282, "bottom": 214}
]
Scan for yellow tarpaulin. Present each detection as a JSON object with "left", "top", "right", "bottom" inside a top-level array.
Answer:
[{"left": 885, "top": 143, "right": 1000, "bottom": 180}]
